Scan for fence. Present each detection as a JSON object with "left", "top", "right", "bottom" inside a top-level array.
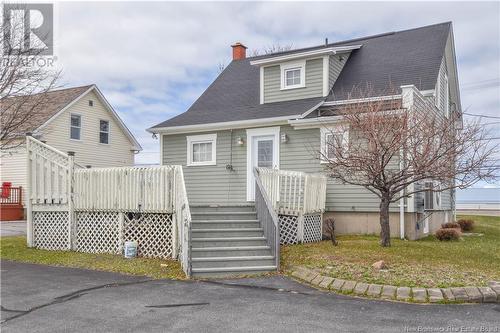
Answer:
[
  {"left": 255, "top": 168, "right": 327, "bottom": 244},
  {"left": 26, "top": 136, "right": 191, "bottom": 271}
]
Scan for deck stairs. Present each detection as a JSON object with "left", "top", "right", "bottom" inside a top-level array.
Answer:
[{"left": 190, "top": 205, "right": 277, "bottom": 278}]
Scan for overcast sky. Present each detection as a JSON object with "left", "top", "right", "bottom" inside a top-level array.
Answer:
[{"left": 55, "top": 1, "right": 500, "bottom": 171}]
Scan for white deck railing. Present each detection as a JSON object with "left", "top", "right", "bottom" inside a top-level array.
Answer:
[
  {"left": 256, "top": 168, "right": 327, "bottom": 215},
  {"left": 74, "top": 166, "right": 176, "bottom": 213}
]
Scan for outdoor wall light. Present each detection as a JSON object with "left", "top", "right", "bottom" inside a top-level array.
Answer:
[
  {"left": 281, "top": 133, "right": 288, "bottom": 143},
  {"left": 237, "top": 137, "right": 244, "bottom": 145}
]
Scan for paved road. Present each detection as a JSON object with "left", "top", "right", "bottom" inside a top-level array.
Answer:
[
  {"left": 0, "top": 221, "right": 26, "bottom": 237},
  {"left": 1, "top": 261, "right": 499, "bottom": 332}
]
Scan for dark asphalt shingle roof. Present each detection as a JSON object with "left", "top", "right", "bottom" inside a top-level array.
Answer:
[{"left": 151, "top": 22, "right": 450, "bottom": 129}]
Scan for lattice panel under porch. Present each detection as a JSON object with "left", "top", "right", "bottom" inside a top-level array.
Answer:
[
  {"left": 303, "top": 214, "right": 322, "bottom": 243},
  {"left": 278, "top": 214, "right": 299, "bottom": 245},
  {"left": 75, "top": 211, "right": 121, "bottom": 254},
  {"left": 123, "top": 213, "right": 174, "bottom": 259},
  {"left": 32, "top": 211, "right": 69, "bottom": 250}
]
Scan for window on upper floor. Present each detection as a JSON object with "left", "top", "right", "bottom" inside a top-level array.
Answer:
[
  {"left": 70, "top": 114, "right": 81, "bottom": 140},
  {"left": 186, "top": 134, "right": 217, "bottom": 166},
  {"left": 99, "top": 120, "right": 109, "bottom": 144},
  {"left": 280, "top": 61, "right": 305, "bottom": 90}
]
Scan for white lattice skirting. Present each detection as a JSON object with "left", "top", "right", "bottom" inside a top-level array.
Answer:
[
  {"left": 33, "top": 211, "right": 70, "bottom": 250},
  {"left": 278, "top": 213, "right": 322, "bottom": 245},
  {"left": 33, "top": 210, "right": 174, "bottom": 259},
  {"left": 303, "top": 214, "right": 323, "bottom": 243}
]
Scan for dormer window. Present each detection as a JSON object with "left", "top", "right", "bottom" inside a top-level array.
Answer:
[{"left": 280, "top": 61, "right": 305, "bottom": 90}]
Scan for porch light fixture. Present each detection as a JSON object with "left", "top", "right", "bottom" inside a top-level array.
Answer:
[
  {"left": 237, "top": 137, "right": 244, "bottom": 145},
  {"left": 281, "top": 133, "right": 288, "bottom": 143}
]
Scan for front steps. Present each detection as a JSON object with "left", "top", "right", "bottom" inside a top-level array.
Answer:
[{"left": 190, "top": 205, "right": 277, "bottom": 278}]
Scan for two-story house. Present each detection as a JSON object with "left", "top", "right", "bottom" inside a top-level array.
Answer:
[
  {"left": 1, "top": 85, "right": 142, "bottom": 216},
  {"left": 149, "top": 22, "right": 460, "bottom": 241}
]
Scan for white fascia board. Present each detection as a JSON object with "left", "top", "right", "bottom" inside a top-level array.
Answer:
[
  {"left": 249, "top": 45, "right": 362, "bottom": 67},
  {"left": 148, "top": 115, "right": 299, "bottom": 135},
  {"left": 299, "top": 100, "right": 325, "bottom": 119},
  {"left": 288, "top": 115, "right": 344, "bottom": 129},
  {"left": 322, "top": 94, "right": 402, "bottom": 106}
]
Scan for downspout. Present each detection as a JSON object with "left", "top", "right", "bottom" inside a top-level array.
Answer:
[{"left": 399, "top": 148, "right": 405, "bottom": 239}]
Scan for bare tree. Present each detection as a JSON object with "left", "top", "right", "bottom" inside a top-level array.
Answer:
[
  {"left": 320, "top": 86, "right": 498, "bottom": 247},
  {"left": 250, "top": 43, "right": 293, "bottom": 57},
  {"left": 0, "top": 3, "right": 60, "bottom": 151}
]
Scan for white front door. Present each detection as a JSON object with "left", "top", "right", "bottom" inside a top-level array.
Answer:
[{"left": 246, "top": 127, "right": 280, "bottom": 201}]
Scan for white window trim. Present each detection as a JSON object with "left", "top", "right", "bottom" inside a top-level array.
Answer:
[
  {"left": 186, "top": 133, "right": 217, "bottom": 166},
  {"left": 280, "top": 60, "right": 306, "bottom": 90},
  {"left": 99, "top": 119, "right": 110, "bottom": 145},
  {"left": 320, "top": 125, "right": 349, "bottom": 164},
  {"left": 424, "top": 180, "right": 442, "bottom": 210},
  {"left": 70, "top": 113, "right": 82, "bottom": 141}
]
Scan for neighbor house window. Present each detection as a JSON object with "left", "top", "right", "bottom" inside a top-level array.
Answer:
[
  {"left": 280, "top": 61, "right": 306, "bottom": 90},
  {"left": 70, "top": 114, "right": 81, "bottom": 140},
  {"left": 320, "top": 126, "right": 349, "bottom": 162},
  {"left": 99, "top": 120, "right": 109, "bottom": 144},
  {"left": 186, "top": 134, "right": 217, "bottom": 166}
]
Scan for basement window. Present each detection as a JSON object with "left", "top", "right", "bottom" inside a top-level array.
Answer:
[
  {"left": 187, "top": 134, "right": 217, "bottom": 166},
  {"left": 281, "top": 61, "right": 306, "bottom": 90}
]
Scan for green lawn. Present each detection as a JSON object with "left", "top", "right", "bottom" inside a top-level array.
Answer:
[
  {"left": 281, "top": 215, "right": 500, "bottom": 288},
  {"left": 0, "top": 236, "right": 185, "bottom": 280}
]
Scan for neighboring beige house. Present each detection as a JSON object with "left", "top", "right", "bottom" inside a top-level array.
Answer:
[{"left": 1, "top": 85, "right": 142, "bottom": 205}]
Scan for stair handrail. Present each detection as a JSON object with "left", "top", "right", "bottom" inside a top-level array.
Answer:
[
  {"left": 174, "top": 166, "right": 192, "bottom": 276},
  {"left": 253, "top": 167, "right": 280, "bottom": 270}
]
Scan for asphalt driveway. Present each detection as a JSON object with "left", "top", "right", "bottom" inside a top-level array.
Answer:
[
  {"left": 0, "top": 221, "right": 26, "bottom": 237},
  {"left": 1, "top": 260, "right": 499, "bottom": 332}
]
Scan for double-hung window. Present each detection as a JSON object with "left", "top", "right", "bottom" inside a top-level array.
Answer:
[
  {"left": 70, "top": 114, "right": 81, "bottom": 140},
  {"left": 99, "top": 120, "right": 109, "bottom": 144},
  {"left": 187, "top": 134, "right": 217, "bottom": 166},
  {"left": 320, "top": 126, "right": 349, "bottom": 162},
  {"left": 281, "top": 61, "right": 306, "bottom": 90}
]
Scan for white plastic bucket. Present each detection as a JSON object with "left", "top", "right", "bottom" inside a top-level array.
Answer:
[{"left": 124, "top": 241, "right": 138, "bottom": 258}]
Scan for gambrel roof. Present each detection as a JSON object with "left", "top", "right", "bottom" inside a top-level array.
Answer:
[{"left": 150, "top": 22, "right": 453, "bottom": 131}]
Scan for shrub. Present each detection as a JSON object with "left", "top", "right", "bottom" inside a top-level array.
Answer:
[
  {"left": 323, "top": 217, "right": 338, "bottom": 246},
  {"left": 435, "top": 228, "right": 461, "bottom": 241},
  {"left": 457, "top": 219, "right": 475, "bottom": 232},
  {"left": 442, "top": 222, "right": 460, "bottom": 229}
]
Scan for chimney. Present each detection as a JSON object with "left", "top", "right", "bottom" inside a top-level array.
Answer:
[{"left": 231, "top": 42, "right": 247, "bottom": 60}]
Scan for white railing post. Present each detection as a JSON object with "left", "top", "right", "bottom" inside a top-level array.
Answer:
[
  {"left": 67, "top": 151, "right": 75, "bottom": 250},
  {"left": 118, "top": 211, "right": 124, "bottom": 254},
  {"left": 26, "top": 134, "right": 34, "bottom": 247}
]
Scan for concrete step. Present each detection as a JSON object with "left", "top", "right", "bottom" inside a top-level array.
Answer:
[
  {"left": 191, "top": 237, "right": 267, "bottom": 247},
  {"left": 191, "top": 256, "right": 275, "bottom": 269},
  {"left": 191, "top": 228, "right": 264, "bottom": 238},
  {"left": 191, "top": 265, "right": 277, "bottom": 278},
  {"left": 190, "top": 205, "right": 256, "bottom": 213},
  {"left": 191, "top": 212, "right": 257, "bottom": 220},
  {"left": 191, "top": 220, "right": 261, "bottom": 229},
  {"left": 191, "top": 246, "right": 272, "bottom": 258}
]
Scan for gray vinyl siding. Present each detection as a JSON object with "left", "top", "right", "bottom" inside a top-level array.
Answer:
[
  {"left": 437, "top": 57, "right": 449, "bottom": 115},
  {"left": 329, "top": 54, "right": 349, "bottom": 90},
  {"left": 162, "top": 125, "right": 399, "bottom": 212},
  {"left": 263, "top": 58, "right": 323, "bottom": 103}
]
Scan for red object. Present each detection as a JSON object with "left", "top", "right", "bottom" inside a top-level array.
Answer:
[
  {"left": 0, "top": 185, "right": 24, "bottom": 221},
  {"left": 231, "top": 42, "right": 247, "bottom": 60},
  {"left": 1, "top": 182, "right": 12, "bottom": 198}
]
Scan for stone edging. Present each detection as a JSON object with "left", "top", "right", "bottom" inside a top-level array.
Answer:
[{"left": 291, "top": 267, "right": 500, "bottom": 303}]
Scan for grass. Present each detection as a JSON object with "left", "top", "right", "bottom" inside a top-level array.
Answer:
[
  {"left": 281, "top": 215, "right": 500, "bottom": 288},
  {"left": 0, "top": 236, "right": 185, "bottom": 280}
]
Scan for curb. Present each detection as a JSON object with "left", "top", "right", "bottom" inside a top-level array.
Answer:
[{"left": 290, "top": 267, "right": 500, "bottom": 304}]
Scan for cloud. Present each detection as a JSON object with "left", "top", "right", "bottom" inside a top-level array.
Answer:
[{"left": 54, "top": 1, "right": 499, "bottom": 164}]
